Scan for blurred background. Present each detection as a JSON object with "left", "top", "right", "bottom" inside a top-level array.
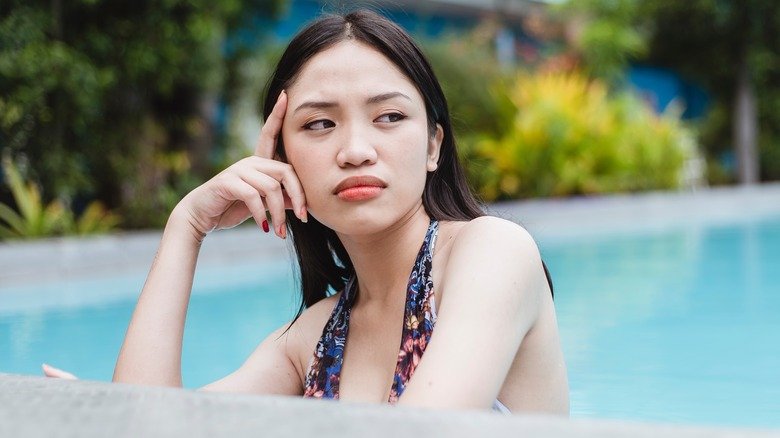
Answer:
[
  {"left": 2, "top": 2, "right": 780, "bottom": 428},
  {"left": 2, "top": 0, "right": 778, "bottom": 237}
]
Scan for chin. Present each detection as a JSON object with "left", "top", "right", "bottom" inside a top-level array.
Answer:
[{"left": 311, "top": 204, "right": 402, "bottom": 237}]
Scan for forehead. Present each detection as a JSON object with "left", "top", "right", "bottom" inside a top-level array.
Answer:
[{"left": 287, "top": 40, "right": 420, "bottom": 102}]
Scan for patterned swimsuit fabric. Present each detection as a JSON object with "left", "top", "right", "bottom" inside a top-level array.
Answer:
[{"left": 302, "top": 219, "right": 510, "bottom": 413}]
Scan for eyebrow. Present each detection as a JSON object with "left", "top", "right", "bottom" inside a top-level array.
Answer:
[
  {"left": 293, "top": 92, "right": 412, "bottom": 114},
  {"left": 366, "top": 91, "right": 412, "bottom": 105}
]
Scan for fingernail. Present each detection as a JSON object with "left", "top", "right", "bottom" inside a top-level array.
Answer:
[
  {"left": 299, "top": 206, "right": 308, "bottom": 223},
  {"left": 279, "top": 224, "right": 287, "bottom": 239},
  {"left": 261, "top": 220, "right": 269, "bottom": 233}
]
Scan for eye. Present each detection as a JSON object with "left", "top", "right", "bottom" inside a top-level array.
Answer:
[
  {"left": 375, "top": 112, "right": 406, "bottom": 123},
  {"left": 303, "top": 119, "right": 336, "bottom": 130}
]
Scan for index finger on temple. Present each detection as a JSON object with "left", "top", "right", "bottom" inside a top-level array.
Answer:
[{"left": 255, "top": 90, "right": 288, "bottom": 158}]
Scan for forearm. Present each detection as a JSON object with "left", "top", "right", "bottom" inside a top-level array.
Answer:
[{"left": 112, "top": 206, "right": 204, "bottom": 386}]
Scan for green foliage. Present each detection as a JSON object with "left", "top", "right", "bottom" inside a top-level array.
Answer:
[
  {"left": 419, "top": 25, "right": 517, "bottom": 198},
  {"left": 0, "top": 155, "right": 119, "bottom": 239},
  {"left": 0, "top": 155, "right": 67, "bottom": 238},
  {"left": 61, "top": 201, "right": 121, "bottom": 236},
  {"left": 421, "top": 22, "right": 693, "bottom": 199},
  {"left": 557, "top": 0, "right": 648, "bottom": 81},
  {"left": 0, "top": 0, "right": 286, "bottom": 228},
  {"left": 564, "top": 0, "right": 780, "bottom": 182},
  {"left": 421, "top": 25, "right": 510, "bottom": 140},
  {"left": 637, "top": 0, "right": 780, "bottom": 182},
  {"left": 466, "top": 72, "right": 693, "bottom": 200},
  {"left": 217, "top": 44, "right": 286, "bottom": 171}
]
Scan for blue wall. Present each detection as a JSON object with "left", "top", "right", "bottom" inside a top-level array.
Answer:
[
  {"left": 269, "top": 0, "right": 478, "bottom": 41},
  {"left": 627, "top": 65, "right": 709, "bottom": 120}
]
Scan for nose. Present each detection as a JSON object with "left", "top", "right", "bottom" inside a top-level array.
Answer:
[{"left": 336, "top": 122, "right": 378, "bottom": 168}]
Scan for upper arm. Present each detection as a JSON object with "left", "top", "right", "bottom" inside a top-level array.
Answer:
[
  {"left": 197, "top": 322, "right": 304, "bottom": 396},
  {"left": 397, "top": 216, "right": 547, "bottom": 409}
]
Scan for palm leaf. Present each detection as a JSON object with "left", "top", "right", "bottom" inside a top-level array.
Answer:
[
  {"left": 0, "top": 223, "right": 20, "bottom": 239},
  {"left": 0, "top": 202, "right": 25, "bottom": 235},
  {"left": 1, "top": 155, "right": 42, "bottom": 225},
  {"left": 74, "top": 202, "right": 120, "bottom": 235},
  {"left": 41, "top": 200, "right": 67, "bottom": 235}
]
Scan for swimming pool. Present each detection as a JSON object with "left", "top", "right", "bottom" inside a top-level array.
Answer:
[{"left": 1, "top": 206, "right": 779, "bottom": 428}]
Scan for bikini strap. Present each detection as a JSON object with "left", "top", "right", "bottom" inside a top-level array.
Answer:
[
  {"left": 387, "top": 218, "right": 438, "bottom": 402},
  {"left": 302, "top": 276, "right": 355, "bottom": 399},
  {"left": 303, "top": 219, "right": 439, "bottom": 401}
]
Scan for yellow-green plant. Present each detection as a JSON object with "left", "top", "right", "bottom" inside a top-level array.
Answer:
[
  {"left": 0, "top": 155, "right": 68, "bottom": 239},
  {"left": 61, "top": 202, "right": 121, "bottom": 236},
  {"left": 0, "top": 155, "right": 120, "bottom": 239},
  {"left": 466, "top": 72, "right": 695, "bottom": 200}
]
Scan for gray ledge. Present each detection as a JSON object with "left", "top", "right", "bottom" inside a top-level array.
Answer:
[
  {"left": 489, "top": 183, "right": 780, "bottom": 242},
  {"left": 2, "top": 374, "right": 777, "bottom": 438},
  {"left": 3, "top": 183, "right": 780, "bottom": 287},
  {"left": 0, "top": 221, "right": 289, "bottom": 287}
]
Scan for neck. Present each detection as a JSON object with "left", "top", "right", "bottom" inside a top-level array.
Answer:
[{"left": 336, "top": 203, "right": 431, "bottom": 307}]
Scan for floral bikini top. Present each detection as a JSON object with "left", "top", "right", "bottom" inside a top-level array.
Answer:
[{"left": 302, "top": 219, "right": 510, "bottom": 413}]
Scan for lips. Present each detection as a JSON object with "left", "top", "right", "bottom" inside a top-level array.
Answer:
[
  {"left": 333, "top": 175, "right": 388, "bottom": 195},
  {"left": 333, "top": 175, "right": 388, "bottom": 202}
]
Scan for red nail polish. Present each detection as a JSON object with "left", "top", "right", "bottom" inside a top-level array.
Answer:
[{"left": 262, "top": 220, "right": 269, "bottom": 233}]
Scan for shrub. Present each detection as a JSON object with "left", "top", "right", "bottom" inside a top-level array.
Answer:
[
  {"left": 466, "top": 72, "right": 695, "bottom": 200},
  {"left": 0, "top": 1, "right": 286, "bottom": 229},
  {"left": 421, "top": 26, "right": 508, "bottom": 140},
  {"left": 0, "top": 154, "right": 119, "bottom": 239}
]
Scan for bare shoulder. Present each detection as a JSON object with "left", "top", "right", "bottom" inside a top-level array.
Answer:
[
  {"left": 288, "top": 293, "right": 341, "bottom": 340},
  {"left": 449, "top": 216, "right": 540, "bottom": 261},
  {"left": 284, "top": 292, "right": 343, "bottom": 375},
  {"left": 439, "top": 215, "right": 547, "bottom": 310}
]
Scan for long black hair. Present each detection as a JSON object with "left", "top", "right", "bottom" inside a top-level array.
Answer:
[{"left": 261, "top": 10, "right": 551, "bottom": 326}]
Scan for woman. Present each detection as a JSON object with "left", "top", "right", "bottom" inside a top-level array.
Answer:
[{"left": 45, "top": 9, "right": 568, "bottom": 414}]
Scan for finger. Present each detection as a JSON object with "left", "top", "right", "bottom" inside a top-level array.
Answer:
[
  {"left": 42, "top": 363, "right": 78, "bottom": 380},
  {"left": 238, "top": 172, "right": 287, "bottom": 238},
  {"left": 255, "top": 90, "right": 288, "bottom": 159},
  {"left": 245, "top": 158, "right": 307, "bottom": 222},
  {"left": 220, "top": 176, "right": 270, "bottom": 232},
  {"left": 237, "top": 170, "right": 294, "bottom": 210},
  {"left": 258, "top": 193, "right": 270, "bottom": 232}
]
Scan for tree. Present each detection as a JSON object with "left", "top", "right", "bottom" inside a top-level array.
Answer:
[
  {"left": 638, "top": 0, "right": 780, "bottom": 184},
  {"left": 560, "top": 0, "right": 780, "bottom": 184},
  {"left": 0, "top": 0, "right": 286, "bottom": 227}
]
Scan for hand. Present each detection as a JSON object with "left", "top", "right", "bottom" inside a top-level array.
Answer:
[
  {"left": 42, "top": 363, "right": 78, "bottom": 380},
  {"left": 175, "top": 90, "right": 307, "bottom": 239}
]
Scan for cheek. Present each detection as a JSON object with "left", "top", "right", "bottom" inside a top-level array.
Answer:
[
  {"left": 296, "top": 164, "right": 324, "bottom": 199},
  {"left": 407, "top": 156, "right": 431, "bottom": 196},
  {"left": 284, "top": 142, "right": 330, "bottom": 208},
  {"left": 397, "top": 133, "right": 431, "bottom": 177},
  {"left": 387, "top": 142, "right": 431, "bottom": 205}
]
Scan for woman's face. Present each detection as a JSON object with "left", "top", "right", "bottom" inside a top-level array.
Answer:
[{"left": 282, "top": 40, "right": 443, "bottom": 235}]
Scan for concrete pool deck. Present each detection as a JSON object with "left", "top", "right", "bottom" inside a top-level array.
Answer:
[
  {"left": 2, "top": 374, "right": 778, "bottom": 437},
  {"left": 2, "top": 184, "right": 780, "bottom": 436}
]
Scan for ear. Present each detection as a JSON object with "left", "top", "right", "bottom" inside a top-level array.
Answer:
[{"left": 427, "top": 123, "right": 444, "bottom": 172}]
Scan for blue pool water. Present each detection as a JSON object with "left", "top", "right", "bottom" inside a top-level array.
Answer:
[{"left": 1, "top": 216, "right": 779, "bottom": 428}]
